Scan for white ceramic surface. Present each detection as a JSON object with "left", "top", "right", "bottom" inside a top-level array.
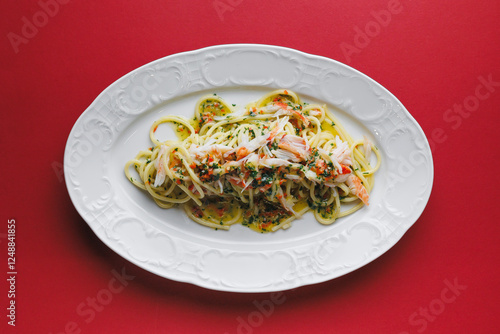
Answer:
[{"left": 64, "top": 44, "right": 433, "bottom": 292}]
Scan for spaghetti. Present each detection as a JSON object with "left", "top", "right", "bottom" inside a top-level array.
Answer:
[{"left": 125, "top": 89, "right": 381, "bottom": 233}]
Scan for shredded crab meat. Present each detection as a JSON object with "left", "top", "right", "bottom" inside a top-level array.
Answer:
[
  {"left": 332, "top": 135, "right": 352, "bottom": 166},
  {"left": 126, "top": 90, "right": 379, "bottom": 234},
  {"left": 363, "top": 135, "right": 372, "bottom": 161},
  {"left": 346, "top": 174, "right": 369, "bottom": 205},
  {"left": 224, "top": 117, "right": 289, "bottom": 159},
  {"left": 272, "top": 148, "right": 302, "bottom": 162},
  {"left": 278, "top": 135, "right": 310, "bottom": 159},
  {"left": 153, "top": 145, "right": 168, "bottom": 187},
  {"left": 277, "top": 187, "right": 297, "bottom": 216}
]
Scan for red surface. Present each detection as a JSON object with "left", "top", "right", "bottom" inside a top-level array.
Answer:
[{"left": 1, "top": 1, "right": 499, "bottom": 333}]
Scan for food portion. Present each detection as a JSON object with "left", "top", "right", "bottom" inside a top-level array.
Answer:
[{"left": 124, "top": 89, "right": 380, "bottom": 233}]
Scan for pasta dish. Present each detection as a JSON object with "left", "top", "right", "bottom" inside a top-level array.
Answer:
[{"left": 124, "top": 89, "right": 380, "bottom": 233}]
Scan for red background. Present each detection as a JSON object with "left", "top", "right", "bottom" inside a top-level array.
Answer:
[{"left": 1, "top": 0, "right": 499, "bottom": 333}]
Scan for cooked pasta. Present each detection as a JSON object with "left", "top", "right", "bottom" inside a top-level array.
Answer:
[{"left": 125, "top": 89, "right": 380, "bottom": 233}]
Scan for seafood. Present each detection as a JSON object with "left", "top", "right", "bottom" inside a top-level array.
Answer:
[
  {"left": 346, "top": 174, "right": 370, "bottom": 205},
  {"left": 126, "top": 89, "right": 379, "bottom": 233}
]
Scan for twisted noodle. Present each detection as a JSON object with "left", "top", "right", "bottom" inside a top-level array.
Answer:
[{"left": 125, "top": 89, "right": 381, "bottom": 233}]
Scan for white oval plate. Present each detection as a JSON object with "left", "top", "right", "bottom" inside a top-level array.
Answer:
[{"left": 64, "top": 44, "right": 433, "bottom": 292}]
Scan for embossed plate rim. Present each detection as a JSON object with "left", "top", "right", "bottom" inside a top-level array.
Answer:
[{"left": 64, "top": 44, "right": 433, "bottom": 292}]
